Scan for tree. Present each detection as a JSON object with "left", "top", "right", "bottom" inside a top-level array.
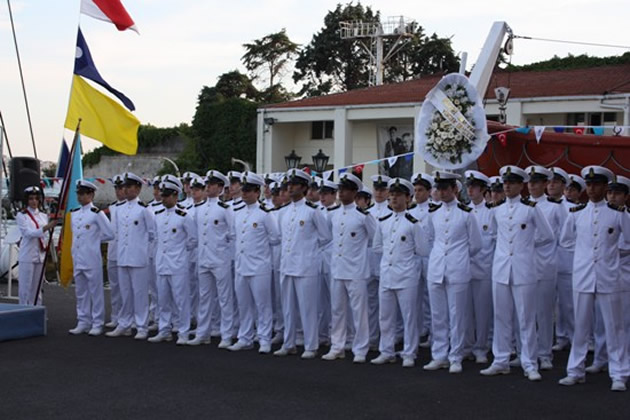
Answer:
[
  {"left": 215, "top": 70, "right": 259, "bottom": 100},
  {"left": 242, "top": 29, "right": 299, "bottom": 92},
  {"left": 506, "top": 52, "right": 630, "bottom": 72}
]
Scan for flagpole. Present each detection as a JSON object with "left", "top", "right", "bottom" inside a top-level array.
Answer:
[{"left": 34, "top": 119, "right": 81, "bottom": 305}]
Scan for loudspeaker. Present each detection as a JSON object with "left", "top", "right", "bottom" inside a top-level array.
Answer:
[{"left": 10, "top": 157, "right": 40, "bottom": 202}]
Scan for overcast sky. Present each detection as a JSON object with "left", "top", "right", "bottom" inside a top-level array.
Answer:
[{"left": 0, "top": 0, "right": 628, "bottom": 162}]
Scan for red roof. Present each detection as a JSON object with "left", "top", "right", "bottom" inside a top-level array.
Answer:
[{"left": 266, "top": 64, "right": 630, "bottom": 109}]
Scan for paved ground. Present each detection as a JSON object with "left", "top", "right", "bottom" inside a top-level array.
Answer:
[{"left": 1, "top": 283, "right": 629, "bottom": 420}]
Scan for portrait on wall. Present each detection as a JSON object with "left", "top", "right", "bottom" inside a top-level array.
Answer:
[{"left": 377, "top": 124, "right": 414, "bottom": 179}]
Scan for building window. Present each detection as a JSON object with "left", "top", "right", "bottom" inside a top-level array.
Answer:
[{"left": 312, "top": 121, "right": 334, "bottom": 140}]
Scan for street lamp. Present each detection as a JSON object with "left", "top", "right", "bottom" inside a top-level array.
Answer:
[
  {"left": 311, "top": 149, "right": 329, "bottom": 173},
  {"left": 284, "top": 150, "right": 302, "bottom": 170}
]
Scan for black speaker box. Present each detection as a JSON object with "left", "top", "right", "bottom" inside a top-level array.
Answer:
[{"left": 10, "top": 157, "right": 40, "bottom": 202}]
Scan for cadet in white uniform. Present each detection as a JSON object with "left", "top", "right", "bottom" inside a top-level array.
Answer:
[
  {"left": 148, "top": 175, "right": 197, "bottom": 345},
  {"left": 146, "top": 175, "right": 163, "bottom": 331},
  {"left": 423, "top": 171, "right": 482, "bottom": 374},
  {"left": 525, "top": 166, "right": 567, "bottom": 370},
  {"left": 17, "top": 186, "right": 56, "bottom": 305},
  {"left": 106, "top": 172, "right": 155, "bottom": 340},
  {"left": 187, "top": 176, "right": 206, "bottom": 324},
  {"left": 105, "top": 175, "right": 126, "bottom": 328},
  {"left": 318, "top": 179, "right": 339, "bottom": 345},
  {"left": 274, "top": 169, "right": 332, "bottom": 360},
  {"left": 68, "top": 180, "right": 114, "bottom": 336},
  {"left": 371, "top": 178, "right": 424, "bottom": 368},
  {"left": 480, "top": 166, "right": 554, "bottom": 382},
  {"left": 228, "top": 173, "right": 280, "bottom": 353},
  {"left": 463, "top": 170, "right": 495, "bottom": 364},
  {"left": 270, "top": 181, "right": 288, "bottom": 344},
  {"left": 322, "top": 174, "right": 376, "bottom": 363},
  {"left": 559, "top": 166, "right": 630, "bottom": 392},
  {"left": 188, "top": 170, "right": 235, "bottom": 348}
]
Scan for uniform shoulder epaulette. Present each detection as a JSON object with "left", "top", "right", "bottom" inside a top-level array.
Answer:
[
  {"left": 405, "top": 213, "right": 418, "bottom": 223},
  {"left": 138, "top": 201, "right": 148, "bottom": 208},
  {"left": 356, "top": 206, "right": 369, "bottom": 215},
  {"left": 327, "top": 204, "right": 340, "bottom": 212},
  {"left": 607, "top": 203, "right": 624, "bottom": 212},
  {"left": 232, "top": 199, "right": 243, "bottom": 207},
  {"left": 195, "top": 200, "right": 207, "bottom": 207},
  {"left": 270, "top": 202, "right": 289, "bottom": 212},
  {"left": 233, "top": 205, "right": 246, "bottom": 211},
  {"left": 218, "top": 201, "right": 229, "bottom": 209},
  {"left": 366, "top": 203, "right": 375, "bottom": 210},
  {"left": 175, "top": 209, "right": 186, "bottom": 217},
  {"left": 151, "top": 201, "right": 162, "bottom": 207},
  {"left": 429, "top": 203, "right": 442, "bottom": 213},
  {"left": 407, "top": 203, "right": 417, "bottom": 210},
  {"left": 70, "top": 207, "right": 80, "bottom": 213},
  {"left": 457, "top": 203, "right": 472, "bottom": 212},
  {"left": 90, "top": 207, "right": 100, "bottom": 213},
  {"left": 547, "top": 196, "right": 563, "bottom": 204},
  {"left": 305, "top": 200, "right": 318, "bottom": 209},
  {"left": 379, "top": 213, "right": 393, "bottom": 222},
  {"left": 493, "top": 199, "right": 506, "bottom": 208},
  {"left": 570, "top": 203, "right": 587, "bottom": 213},
  {"left": 521, "top": 198, "right": 536, "bottom": 207},
  {"left": 485, "top": 202, "right": 493, "bottom": 209},
  {"left": 115, "top": 200, "right": 127, "bottom": 206},
  {"left": 155, "top": 208, "right": 165, "bottom": 215},
  {"left": 185, "top": 204, "right": 193, "bottom": 210},
  {"left": 109, "top": 200, "right": 117, "bottom": 207},
  {"left": 176, "top": 203, "right": 185, "bottom": 209},
  {"left": 387, "top": 205, "right": 394, "bottom": 211},
  {"left": 260, "top": 203, "right": 271, "bottom": 213}
]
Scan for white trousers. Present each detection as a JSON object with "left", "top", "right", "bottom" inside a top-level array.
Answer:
[
  {"left": 491, "top": 281, "right": 538, "bottom": 372},
  {"left": 281, "top": 274, "right": 319, "bottom": 351},
  {"left": 235, "top": 273, "right": 273, "bottom": 346},
  {"left": 74, "top": 268, "right": 105, "bottom": 329},
  {"left": 367, "top": 276, "right": 380, "bottom": 347},
  {"left": 318, "top": 270, "right": 332, "bottom": 341},
  {"left": 156, "top": 273, "right": 190, "bottom": 338},
  {"left": 464, "top": 279, "right": 493, "bottom": 358},
  {"left": 272, "top": 268, "right": 283, "bottom": 334},
  {"left": 429, "top": 280, "right": 469, "bottom": 363},
  {"left": 378, "top": 285, "right": 419, "bottom": 359},
  {"left": 330, "top": 278, "right": 370, "bottom": 356},
  {"left": 107, "top": 260, "right": 121, "bottom": 322},
  {"left": 420, "top": 256, "right": 432, "bottom": 336},
  {"left": 118, "top": 265, "right": 149, "bottom": 333},
  {"left": 568, "top": 291, "right": 627, "bottom": 382},
  {"left": 147, "top": 257, "right": 158, "bottom": 321},
  {"left": 555, "top": 272, "right": 574, "bottom": 347},
  {"left": 197, "top": 267, "right": 233, "bottom": 340},
  {"left": 536, "top": 278, "right": 557, "bottom": 362},
  {"left": 189, "top": 261, "right": 199, "bottom": 321},
  {"left": 18, "top": 262, "right": 43, "bottom": 306}
]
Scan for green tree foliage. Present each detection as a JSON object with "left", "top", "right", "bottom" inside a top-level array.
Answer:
[
  {"left": 215, "top": 70, "right": 259, "bottom": 100},
  {"left": 506, "top": 52, "right": 630, "bottom": 72}
]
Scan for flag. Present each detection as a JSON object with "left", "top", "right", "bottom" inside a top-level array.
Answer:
[
  {"left": 65, "top": 75, "right": 139, "bottom": 155},
  {"left": 75, "top": 29, "right": 135, "bottom": 111},
  {"left": 55, "top": 139, "right": 70, "bottom": 178},
  {"left": 58, "top": 131, "right": 84, "bottom": 286},
  {"left": 80, "top": 0, "right": 138, "bottom": 33},
  {"left": 534, "top": 126, "right": 545, "bottom": 144}
]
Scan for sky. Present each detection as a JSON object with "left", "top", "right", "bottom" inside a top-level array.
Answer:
[{"left": 0, "top": 0, "right": 628, "bottom": 162}]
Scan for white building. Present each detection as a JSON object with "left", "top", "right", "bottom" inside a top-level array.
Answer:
[{"left": 256, "top": 64, "right": 630, "bottom": 179}]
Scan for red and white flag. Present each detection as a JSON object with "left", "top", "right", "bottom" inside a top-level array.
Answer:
[{"left": 80, "top": 0, "right": 138, "bottom": 33}]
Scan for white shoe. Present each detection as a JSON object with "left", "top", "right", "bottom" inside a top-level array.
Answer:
[
  {"left": 271, "top": 333, "right": 283, "bottom": 345},
  {"left": 88, "top": 327, "right": 103, "bottom": 336},
  {"left": 301, "top": 350, "right": 317, "bottom": 359},
  {"left": 370, "top": 354, "right": 396, "bottom": 365},
  {"left": 259, "top": 344, "right": 271, "bottom": 354},
  {"left": 509, "top": 357, "right": 521, "bottom": 368},
  {"left": 134, "top": 331, "right": 148, "bottom": 340},
  {"left": 273, "top": 347, "right": 297, "bottom": 357},
  {"left": 402, "top": 358, "right": 415, "bottom": 368},
  {"left": 480, "top": 365, "right": 510, "bottom": 376},
  {"left": 148, "top": 323, "right": 158, "bottom": 332},
  {"left": 585, "top": 364, "right": 607, "bottom": 374},
  {"left": 322, "top": 351, "right": 345, "bottom": 361},
  {"left": 105, "top": 327, "right": 132, "bottom": 337},
  {"left": 449, "top": 362, "right": 463, "bottom": 374},
  {"left": 148, "top": 333, "right": 173, "bottom": 343},
  {"left": 525, "top": 370, "right": 542, "bottom": 381},
  {"left": 217, "top": 339, "right": 232, "bottom": 349},
  {"left": 552, "top": 342, "right": 568, "bottom": 352},
  {"left": 228, "top": 341, "right": 254, "bottom": 351},
  {"left": 418, "top": 340, "right": 431, "bottom": 349},
  {"left": 611, "top": 380, "right": 627, "bottom": 392},
  {"left": 296, "top": 337, "right": 304, "bottom": 346},
  {"left": 539, "top": 359, "right": 553, "bottom": 371},
  {"left": 187, "top": 336, "right": 211, "bottom": 346},
  {"left": 68, "top": 325, "right": 90, "bottom": 335},
  {"left": 558, "top": 376, "right": 585, "bottom": 386},
  {"left": 176, "top": 336, "right": 189, "bottom": 346},
  {"left": 423, "top": 360, "right": 449, "bottom": 371},
  {"left": 353, "top": 355, "right": 366, "bottom": 364},
  {"left": 105, "top": 320, "right": 118, "bottom": 329},
  {"left": 475, "top": 355, "right": 488, "bottom": 364}
]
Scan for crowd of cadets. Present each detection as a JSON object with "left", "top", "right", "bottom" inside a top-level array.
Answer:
[{"left": 16, "top": 163, "right": 630, "bottom": 392}]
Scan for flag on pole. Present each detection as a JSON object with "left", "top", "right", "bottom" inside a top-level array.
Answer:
[
  {"left": 80, "top": 0, "right": 138, "bottom": 33},
  {"left": 57, "top": 131, "right": 84, "bottom": 286},
  {"left": 55, "top": 139, "right": 70, "bottom": 178}
]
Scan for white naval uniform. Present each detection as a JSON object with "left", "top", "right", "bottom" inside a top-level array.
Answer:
[
  {"left": 488, "top": 196, "right": 554, "bottom": 373},
  {"left": 425, "top": 200, "right": 482, "bottom": 364},
  {"left": 373, "top": 210, "right": 424, "bottom": 359},
  {"left": 154, "top": 206, "right": 197, "bottom": 339},
  {"left": 232, "top": 201, "right": 280, "bottom": 346},
  {"left": 464, "top": 200, "right": 495, "bottom": 359},
  {"left": 16, "top": 208, "right": 48, "bottom": 305},
  {"left": 106, "top": 200, "right": 125, "bottom": 324},
  {"left": 560, "top": 201, "right": 630, "bottom": 382},
  {"left": 327, "top": 203, "right": 376, "bottom": 357},
  {"left": 195, "top": 197, "right": 235, "bottom": 341},
  {"left": 115, "top": 198, "right": 156, "bottom": 334},
  {"left": 183, "top": 201, "right": 200, "bottom": 322},
  {"left": 71, "top": 203, "right": 114, "bottom": 329},
  {"left": 531, "top": 195, "right": 566, "bottom": 365},
  {"left": 271, "top": 204, "right": 287, "bottom": 336},
  {"left": 147, "top": 200, "right": 164, "bottom": 322},
  {"left": 278, "top": 198, "right": 332, "bottom": 352},
  {"left": 319, "top": 204, "right": 334, "bottom": 342},
  {"left": 366, "top": 201, "right": 390, "bottom": 346},
  {"left": 555, "top": 198, "right": 579, "bottom": 348}
]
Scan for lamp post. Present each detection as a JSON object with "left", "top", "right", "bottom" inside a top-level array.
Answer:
[
  {"left": 284, "top": 150, "right": 302, "bottom": 170},
  {"left": 311, "top": 149, "right": 329, "bottom": 174}
]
